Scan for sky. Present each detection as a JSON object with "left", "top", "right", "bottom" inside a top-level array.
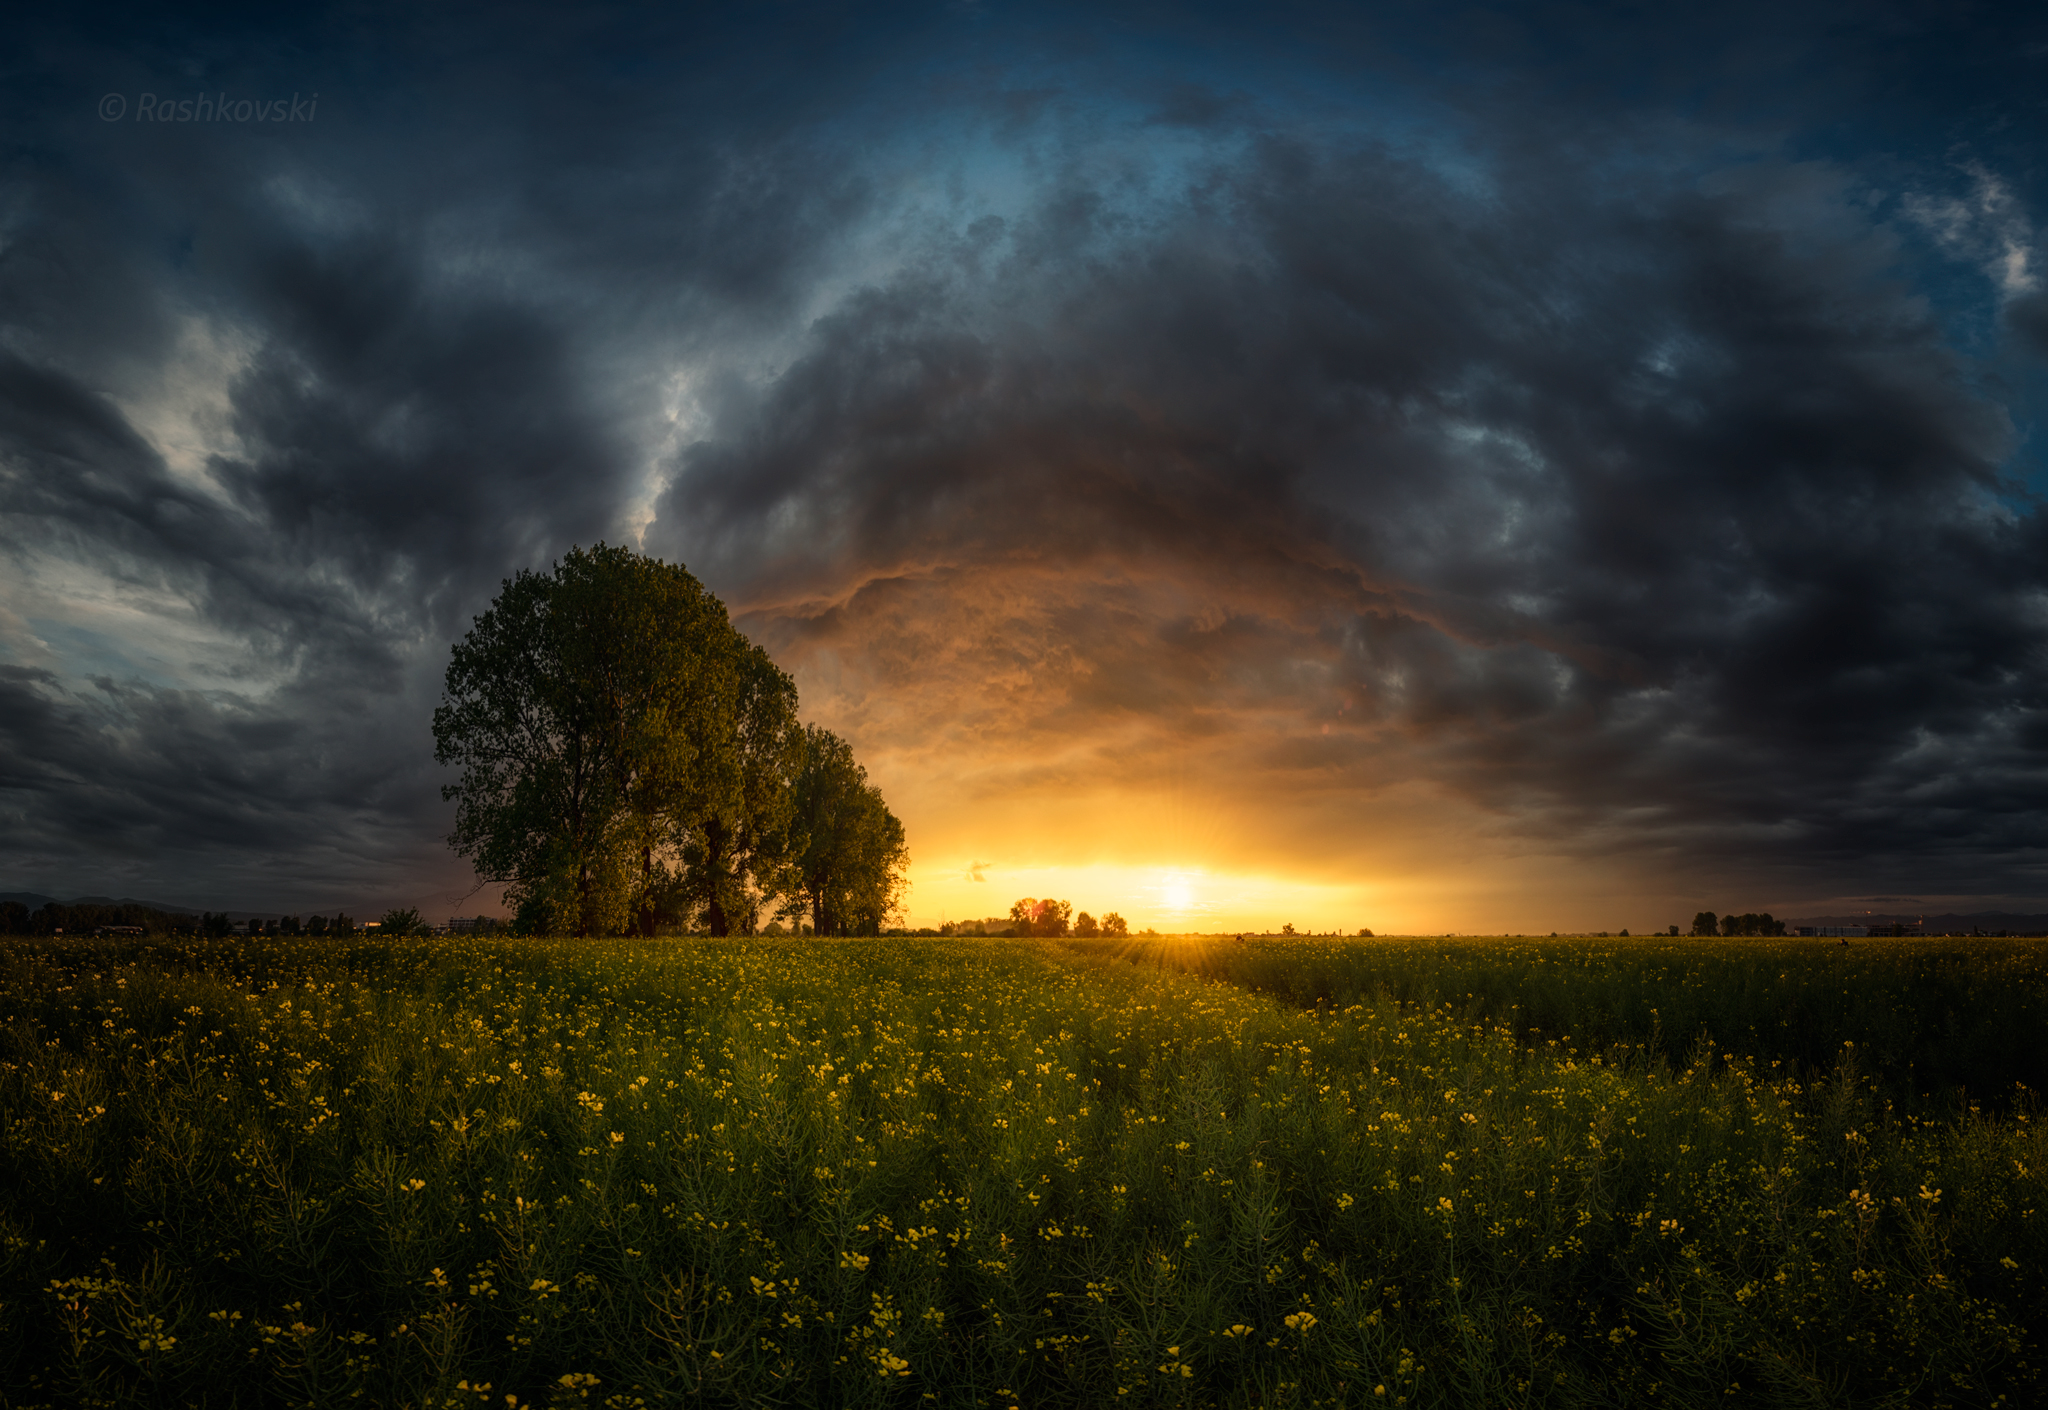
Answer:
[{"left": 3, "top": 1, "right": 2047, "bottom": 933}]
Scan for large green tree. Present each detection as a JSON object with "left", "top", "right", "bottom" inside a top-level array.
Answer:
[
  {"left": 434, "top": 544, "right": 804, "bottom": 936},
  {"left": 676, "top": 633, "right": 807, "bottom": 936},
  {"left": 788, "top": 725, "right": 910, "bottom": 935}
]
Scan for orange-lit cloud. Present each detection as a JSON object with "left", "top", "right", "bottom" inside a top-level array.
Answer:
[{"left": 665, "top": 135, "right": 2046, "bottom": 932}]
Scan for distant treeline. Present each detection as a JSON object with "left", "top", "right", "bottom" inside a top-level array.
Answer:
[
  {"left": 934, "top": 901, "right": 1133, "bottom": 939},
  {"left": 0, "top": 903, "right": 359, "bottom": 937},
  {"left": 223, "top": 914, "right": 360, "bottom": 937},
  {"left": 1690, "top": 910, "right": 1787, "bottom": 936}
]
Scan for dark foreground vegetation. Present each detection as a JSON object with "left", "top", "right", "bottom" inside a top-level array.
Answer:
[
  {"left": 1100, "top": 933, "right": 2048, "bottom": 1110},
  {"left": 0, "top": 933, "right": 2040, "bottom": 1408}
]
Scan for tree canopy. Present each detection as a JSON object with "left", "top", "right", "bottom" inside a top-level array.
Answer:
[
  {"left": 789, "top": 724, "right": 910, "bottom": 936},
  {"left": 1008, "top": 898, "right": 1074, "bottom": 937},
  {"left": 434, "top": 545, "right": 903, "bottom": 936}
]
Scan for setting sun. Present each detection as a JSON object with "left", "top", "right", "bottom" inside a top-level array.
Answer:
[{"left": 1156, "top": 870, "right": 1197, "bottom": 915}]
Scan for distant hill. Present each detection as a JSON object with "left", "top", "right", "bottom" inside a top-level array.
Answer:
[
  {"left": 1790, "top": 912, "right": 2048, "bottom": 934},
  {"left": 2, "top": 892, "right": 202, "bottom": 915},
  {"left": 68, "top": 895, "right": 202, "bottom": 915}
]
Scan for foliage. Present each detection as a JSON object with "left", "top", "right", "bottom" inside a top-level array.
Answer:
[
  {"left": 1010, "top": 899, "right": 1073, "bottom": 938},
  {"left": 1100, "top": 932, "right": 2048, "bottom": 1109},
  {"left": 433, "top": 544, "right": 814, "bottom": 937},
  {"left": 675, "top": 634, "right": 806, "bottom": 937},
  {"left": 0, "top": 932, "right": 2040, "bottom": 1408},
  {"left": 1098, "top": 912, "right": 1128, "bottom": 938},
  {"left": 1691, "top": 912, "right": 1788, "bottom": 938},
  {"left": 789, "top": 726, "right": 909, "bottom": 935},
  {"left": 379, "top": 907, "right": 427, "bottom": 937},
  {"left": 937, "top": 918, "right": 1016, "bottom": 937},
  {"left": 0, "top": 900, "right": 195, "bottom": 936}
]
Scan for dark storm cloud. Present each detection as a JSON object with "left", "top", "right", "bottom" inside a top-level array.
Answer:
[
  {"left": 0, "top": 664, "right": 419, "bottom": 897},
  {"left": 219, "top": 236, "right": 633, "bottom": 628},
  {"left": 655, "top": 130, "right": 2048, "bottom": 895},
  {"left": 0, "top": 295, "right": 586, "bottom": 904},
  {"left": 0, "top": 171, "right": 639, "bottom": 907},
  {"left": 2010, "top": 293, "right": 2048, "bottom": 361},
  {"left": 3, "top": 0, "right": 2046, "bottom": 911},
  {"left": 0, "top": 1, "right": 893, "bottom": 907}
]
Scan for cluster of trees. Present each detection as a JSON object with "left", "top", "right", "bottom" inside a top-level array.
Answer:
[
  {"left": 1007, "top": 899, "right": 1129, "bottom": 938},
  {"left": 0, "top": 900, "right": 193, "bottom": 936},
  {"left": 0, "top": 903, "right": 363, "bottom": 937},
  {"left": 931, "top": 903, "right": 1131, "bottom": 938},
  {"left": 1690, "top": 910, "right": 1787, "bottom": 937},
  {"left": 434, "top": 545, "right": 909, "bottom": 937},
  {"left": 200, "top": 912, "right": 360, "bottom": 937}
]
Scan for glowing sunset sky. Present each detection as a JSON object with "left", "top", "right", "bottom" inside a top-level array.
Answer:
[{"left": 4, "top": 3, "right": 2047, "bottom": 932}]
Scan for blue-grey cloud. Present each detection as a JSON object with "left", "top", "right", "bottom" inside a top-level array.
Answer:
[{"left": 2, "top": 0, "right": 2045, "bottom": 914}]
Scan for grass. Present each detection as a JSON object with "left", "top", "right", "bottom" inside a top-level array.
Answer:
[
  {"left": 1083, "top": 934, "right": 2048, "bottom": 1108},
  {"left": 0, "top": 933, "right": 2039, "bottom": 1408}
]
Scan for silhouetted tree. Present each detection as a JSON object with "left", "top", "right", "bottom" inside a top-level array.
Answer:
[
  {"left": 789, "top": 726, "right": 909, "bottom": 935},
  {"left": 436, "top": 544, "right": 809, "bottom": 936},
  {"left": 1691, "top": 911, "right": 1718, "bottom": 937},
  {"left": 676, "top": 639, "right": 805, "bottom": 936},
  {"left": 1009, "top": 898, "right": 1072, "bottom": 937},
  {"left": 1072, "top": 911, "right": 1099, "bottom": 937},
  {"left": 1099, "top": 912, "right": 1129, "bottom": 937}
]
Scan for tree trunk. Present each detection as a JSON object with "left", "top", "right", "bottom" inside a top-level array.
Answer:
[{"left": 703, "top": 816, "right": 732, "bottom": 936}]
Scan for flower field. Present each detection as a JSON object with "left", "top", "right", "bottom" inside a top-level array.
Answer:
[
  {"left": 0, "top": 934, "right": 2041, "bottom": 1408},
  {"left": 1089, "top": 933, "right": 2048, "bottom": 1107}
]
